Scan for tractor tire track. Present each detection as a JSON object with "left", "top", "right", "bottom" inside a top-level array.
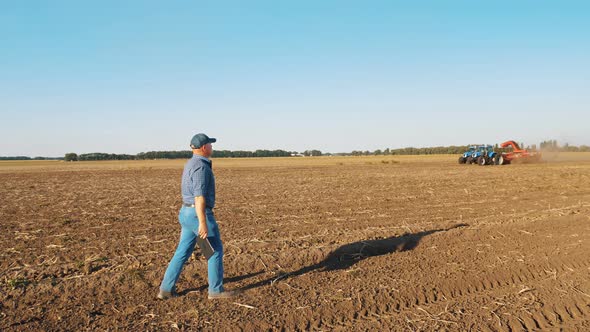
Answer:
[{"left": 340, "top": 231, "right": 590, "bottom": 330}]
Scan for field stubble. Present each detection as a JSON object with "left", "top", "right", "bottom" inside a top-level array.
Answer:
[{"left": 1, "top": 155, "right": 590, "bottom": 331}]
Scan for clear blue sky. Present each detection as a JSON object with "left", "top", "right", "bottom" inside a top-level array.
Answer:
[{"left": 1, "top": 0, "right": 589, "bottom": 156}]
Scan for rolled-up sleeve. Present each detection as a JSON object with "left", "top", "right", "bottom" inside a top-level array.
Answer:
[{"left": 190, "top": 166, "right": 209, "bottom": 197}]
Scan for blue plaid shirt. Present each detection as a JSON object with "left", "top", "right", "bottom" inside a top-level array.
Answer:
[{"left": 181, "top": 155, "right": 215, "bottom": 208}]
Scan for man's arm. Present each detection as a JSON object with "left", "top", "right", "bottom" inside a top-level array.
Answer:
[{"left": 195, "top": 196, "right": 208, "bottom": 238}]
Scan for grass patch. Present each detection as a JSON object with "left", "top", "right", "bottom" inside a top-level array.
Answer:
[
  {"left": 98, "top": 256, "right": 109, "bottom": 263},
  {"left": 119, "top": 268, "right": 147, "bottom": 284},
  {"left": 7, "top": 277, "right": 30, "bottom": 289}
]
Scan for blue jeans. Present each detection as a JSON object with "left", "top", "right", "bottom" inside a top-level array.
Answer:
[{"left": 160, "top": 206, "right": 224, "bottom": 294}]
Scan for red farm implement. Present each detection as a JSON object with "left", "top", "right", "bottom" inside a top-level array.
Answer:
[{"left": 497, "top": 140, "right": 541, "bottom": 165}]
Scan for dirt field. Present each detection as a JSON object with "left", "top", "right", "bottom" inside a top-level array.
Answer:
[{"left": 1, "top": 154, "right": 590, "bottom": 331}]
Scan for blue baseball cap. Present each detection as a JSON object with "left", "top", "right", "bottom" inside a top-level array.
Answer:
[{"left": 190, "top": 133, "right": 217, "bottom": 149}]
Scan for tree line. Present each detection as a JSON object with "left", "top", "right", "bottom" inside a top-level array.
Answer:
[
  {"left": 538, "top": 140, "right": 590, "bottom": 152},
  {"left": 349, "top": 146, "right": 471, "bottom": 156},
  {"left": 3, "top": 140, "right": 589, "bottom": 161},
  {"left": 62, "top": 142, "right": 588, "bottom": 161},
  {"left": 63, "top": 149, "right": 303, "bottom": 161},
  {"left": 350, "top": 142, "right": 590, "bottom": 156}
]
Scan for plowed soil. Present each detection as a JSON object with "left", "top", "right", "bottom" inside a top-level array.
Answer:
[{"left": 1, "top": 155, "right": 590, "bottom": 331}]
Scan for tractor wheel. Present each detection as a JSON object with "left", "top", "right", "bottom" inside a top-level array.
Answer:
[
  {"left": 458, "top": 156, "right": 466, "bottom": 164},
  {"left": 498, "top": 155, "right": 506, "bottom": 165},
  {"left": 466, "top": 156, "right": 473, "bottom": 164},
  {"left": 477, "top": 156, "right": 486, "bottom": 166}
]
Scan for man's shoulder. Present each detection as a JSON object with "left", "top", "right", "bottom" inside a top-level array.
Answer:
[{"left": 185, "top": 157, "right": 211, "bottom": 173}]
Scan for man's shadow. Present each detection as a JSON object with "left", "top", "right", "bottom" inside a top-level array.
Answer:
[{"left": 239, "top": 223, "right": 468, "bottom": 291}]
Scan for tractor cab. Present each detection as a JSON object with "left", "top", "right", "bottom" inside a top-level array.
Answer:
[{"left": 479, "top": 145, "right": 495, "bottom": 156}]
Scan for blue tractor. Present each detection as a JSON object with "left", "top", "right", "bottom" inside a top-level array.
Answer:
[
  {"left": 472, "top": 145, "right": 498, "bottom": 166},
  {"left": 459, "top": 145, "right": 498, "bottom": 165},
  {"left": 458, "top": 146, "right": 477, "bottom": 164}
]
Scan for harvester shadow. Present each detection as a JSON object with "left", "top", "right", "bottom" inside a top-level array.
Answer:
[{"left": 240, "top": 223, "right": 468, "bottom": 292}]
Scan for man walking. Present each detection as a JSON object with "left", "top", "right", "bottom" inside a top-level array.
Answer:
[{"left": 158, "top": 133, "right": 235, "bottom": 300}]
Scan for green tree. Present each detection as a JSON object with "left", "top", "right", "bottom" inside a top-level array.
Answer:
[{"left": 64, "top": 153, "right": 78, "bottom": 161}]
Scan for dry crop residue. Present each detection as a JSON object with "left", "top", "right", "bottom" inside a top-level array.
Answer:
[{"left": 1, "top": 157, "right": 589, "bottom": 331}]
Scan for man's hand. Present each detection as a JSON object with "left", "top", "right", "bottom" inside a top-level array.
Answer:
[{"left": 198, "top": 221, "right": 208, "bottom": 239}]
